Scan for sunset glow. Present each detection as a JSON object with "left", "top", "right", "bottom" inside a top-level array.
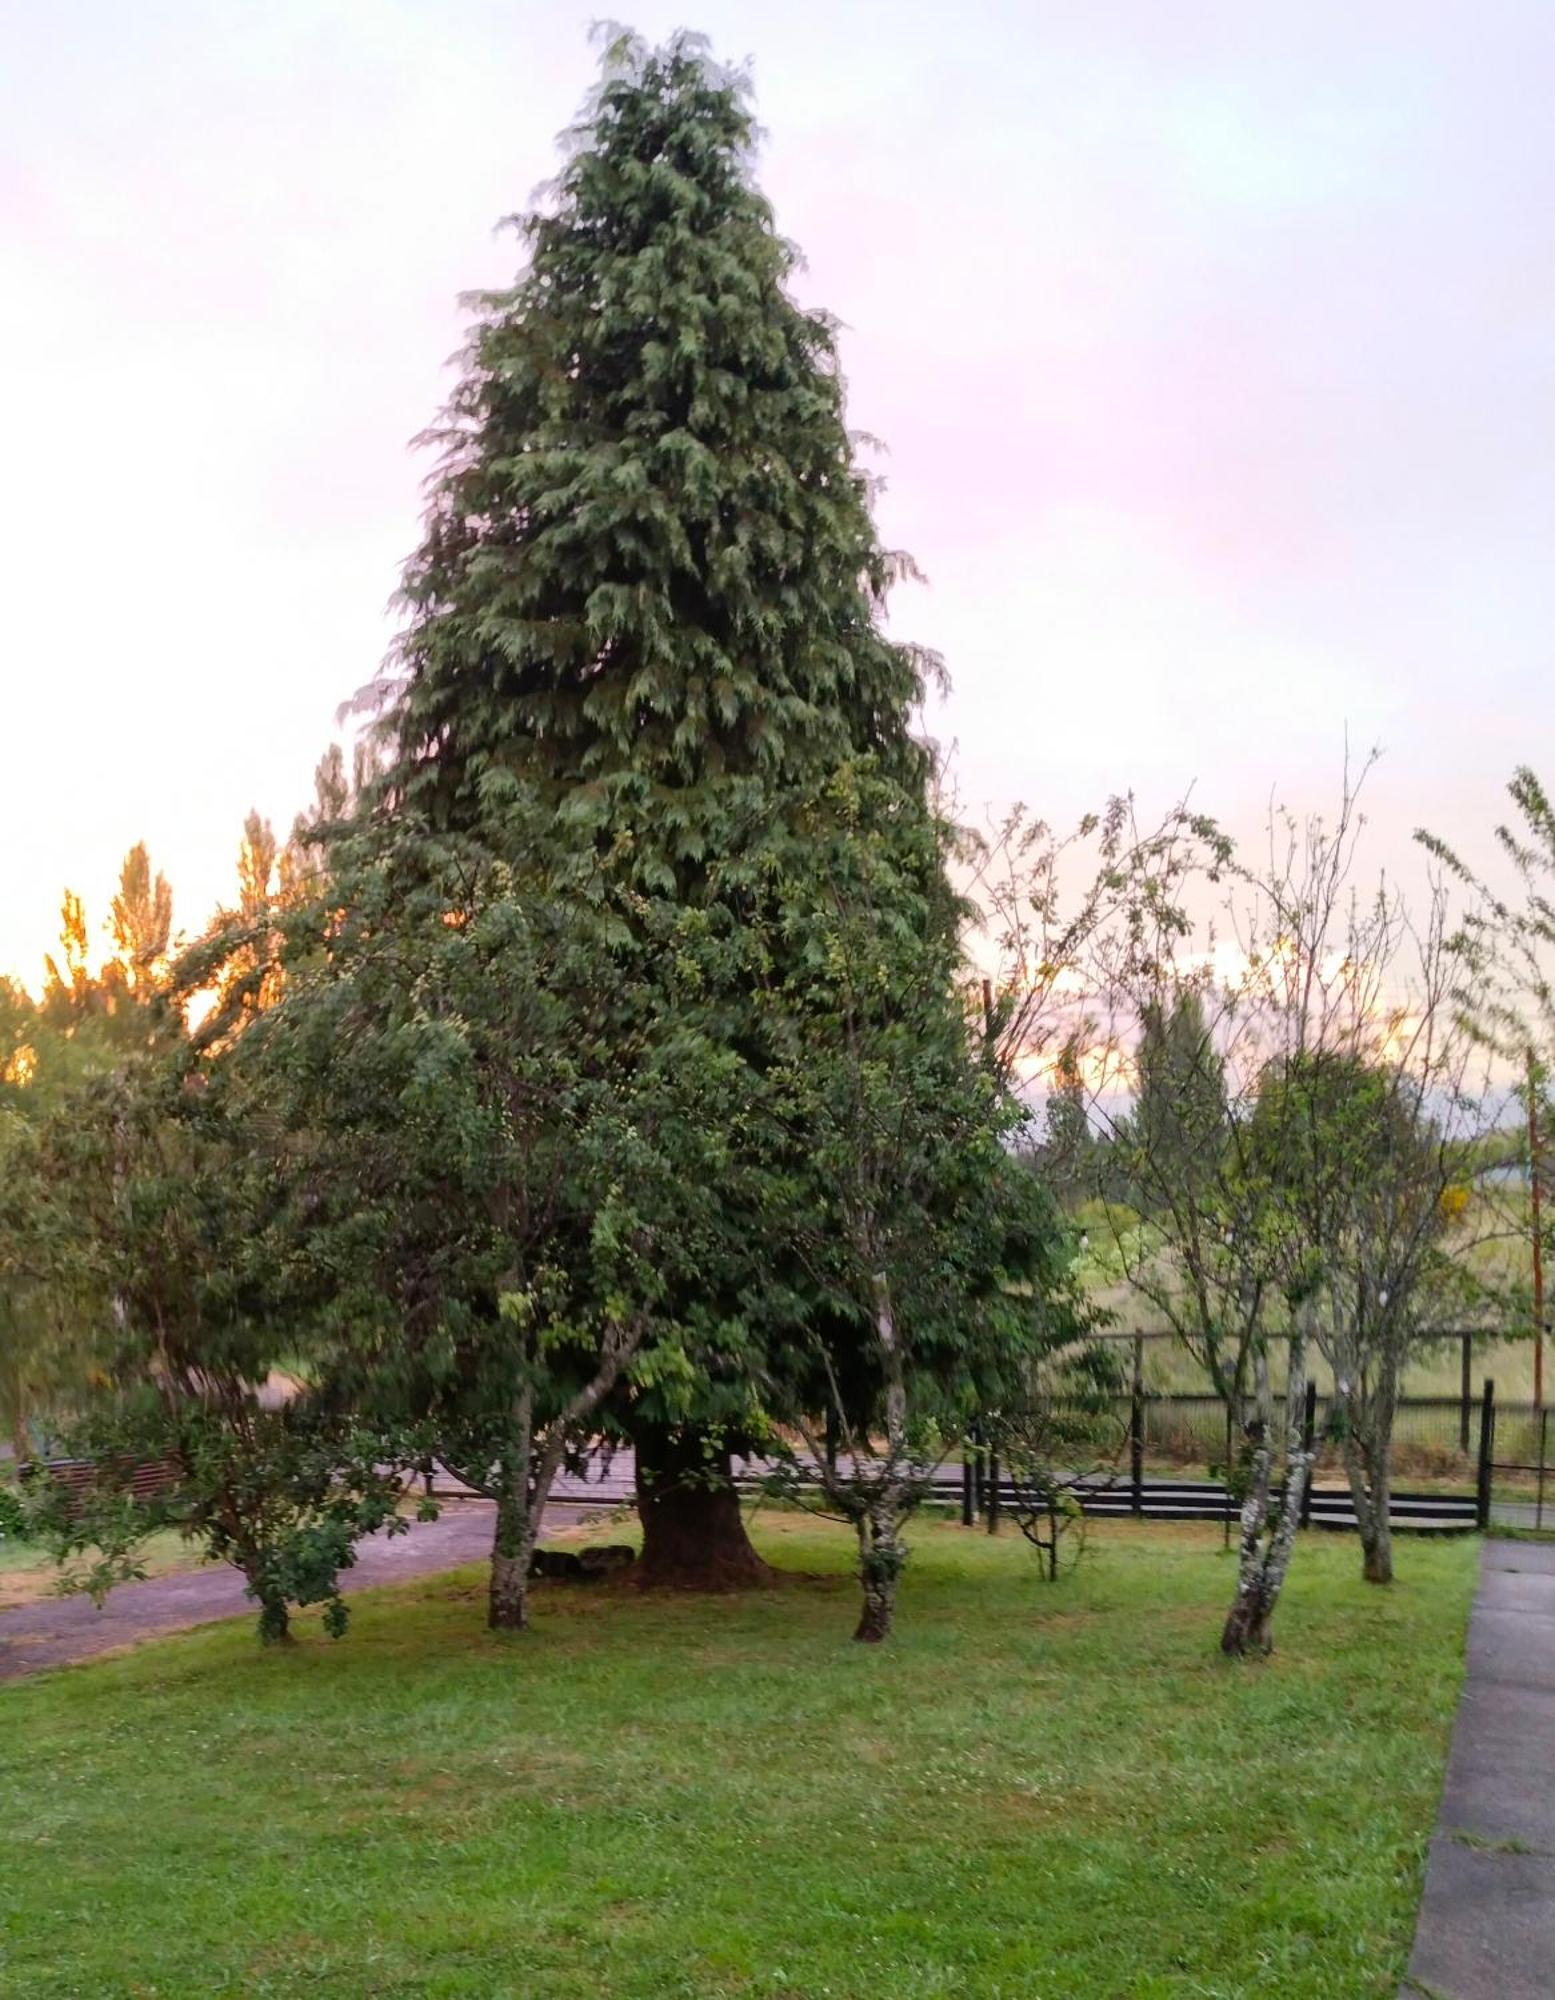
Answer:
[{"left": 4, "top": 2, "right": 1554, "bottom": 985}]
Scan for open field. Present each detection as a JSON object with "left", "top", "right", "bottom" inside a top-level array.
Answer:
[
  {"left": 0, "top": 1513, "right": 1476, "bottom": 1999},
  {"left": 1107, "top": 1330, "right": 1544, "bottom": 1401},
  {"left": 1076, "top": 1180, "right": 1547, "bottom": 1401}
]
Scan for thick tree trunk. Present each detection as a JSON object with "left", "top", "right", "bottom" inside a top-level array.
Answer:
[
  {"left": 854, "top": 1516, "right": 902, "bottom": 1643},
  {"left": 633, "top": 1426, "right": 772, "bottom": 1590},
  {"left": 488, "top": 1490, "right": 534, "bottom": 1631}
]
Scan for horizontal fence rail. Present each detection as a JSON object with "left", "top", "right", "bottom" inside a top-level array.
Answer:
[
  {"left": 727, "top": 1469, "right": 1480, "bottom": 1534},
  {"left": 17, "top": 1457, "right": 180, "bottom": 1506}
]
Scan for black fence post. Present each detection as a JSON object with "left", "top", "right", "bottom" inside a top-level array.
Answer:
[
  {"left": 960, "top": 1439, "right": 974, "bottom": 1527},
  {"left": 1476, "top": 1378, "right": 1496, "bottom": 1531},
  {"left": 1222, "top": 1405, "right": 1234, "bottom": 1548},
  {"left": 1130, "top": 1335, "right": 1145, "bottom": 1518},
  {"left": 986, "top": 1438, "right": 1001, "bottom": 1535},
  {"left": 1300, "top": 1380, "right": 1317, "bottom": 1528},
  {"left": 1460, "top": 1333, "right": 1473, "bottom": 1454}
]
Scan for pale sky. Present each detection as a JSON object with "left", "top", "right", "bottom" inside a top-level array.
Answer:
[{"left": 3, "top": 0, "right": 1553, "bottom": 988}]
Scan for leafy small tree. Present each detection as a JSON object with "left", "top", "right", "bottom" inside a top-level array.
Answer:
[
  {"left": 1078, "top": 761, "right": 1496, "bottom": 1642},
  {"left": 1422, "top": 766, "right": 1555, "bottom": 1376},
  {"left": 26, "top": 1034, "right": 406, "bottom": 1644},
  {"left": 751, "top": 770, "right": 1076, "bottom": 1640},
  {"left": 235, "top": 803, "right": 745, "bottom": 1632},
  {"left": 1241, "top": 899, "right": 1495, "bottom": 1585},
  {"left": 993, "top": 1350, "right": 1126, "bottom": 1582},
  {"left": 2, "top": 857, "right": 185, "bottom": 1463},
  {"left": 31, "top": 1397, "right": 407, "bottom": 1643},
  {"left": 1422, "top": 766, "right": 1555, "bottom": 1069}
]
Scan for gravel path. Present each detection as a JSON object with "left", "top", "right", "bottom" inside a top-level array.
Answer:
[{"left": 0, "top": 1496, "right": 621, "bottom": 1683}]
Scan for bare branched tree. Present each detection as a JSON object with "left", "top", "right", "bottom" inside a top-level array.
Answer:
[{"left": 993, "top": 758, "right": 1500, "bottom": 1645}]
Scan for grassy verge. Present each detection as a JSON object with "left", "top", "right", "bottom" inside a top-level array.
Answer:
[
  {"left": 0, "top": 1526, "right": 210, "bottom": 1612},
  {"left": 0, "top": 1515, "right": 1476, "bottom": 1999}
]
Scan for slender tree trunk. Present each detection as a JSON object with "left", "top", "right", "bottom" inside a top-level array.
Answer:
[
  {"left": 1339, "top": 1377, "right": 1398, "bottom": 1586},
  {"left": 1361, "top": 1436, "right": 1393, "bottom": 1583},
  {"left": 1220, "top": 1430, "right": 1275, "bottom": 1655},
  {"left": 633, "top": 1425, "right": 772, "bottom": 1590},
  {"left": 488, "top": 1384, "right": 545, "bottom": 1632},
  {"left": 853, "top": 1271, "right": 909, "bottom": 1644},
  {"left": 1340, "top": 1427, "right": 1379, "bottom": 1567},
  {"left": 252, "top": 1580, "right": 292, "bottom": 1646},
  {"left": 1364, "top": 1352, "right": 1400, "bottom": 1584},
  {"left": 1221, "top": 1322, "right": 1314, "bottom": 1657}
]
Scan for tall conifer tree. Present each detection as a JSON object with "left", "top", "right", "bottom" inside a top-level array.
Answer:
[
  {"left": 375, "top": 32, "right": 950, "bottom": 1580},
  {"left": 384, "top": 30, "right": 928, "bottom": 860}
]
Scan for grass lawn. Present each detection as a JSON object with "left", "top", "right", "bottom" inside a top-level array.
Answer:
[
  {"left": 0, "top": 1514, "right": 1477, "bottom": 1999},
  {"left": 0, "top": 1527, "right": 210, "bottom": 1613}
]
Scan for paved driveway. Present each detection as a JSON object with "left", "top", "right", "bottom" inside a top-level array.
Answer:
[{"left": 1401, "top": 1538, "right": 1555, "bottom": 1998}]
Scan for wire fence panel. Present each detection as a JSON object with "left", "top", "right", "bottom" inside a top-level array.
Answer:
[{"left": 1059, "top": 1389, "right": 1519, "bottom": 1492}]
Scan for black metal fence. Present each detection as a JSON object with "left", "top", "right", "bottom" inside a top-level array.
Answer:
[
  {"left": 945, "top": 1458, "right": 1478, "bottom": 1533},
  {"left": 1133, "top": 1390, "right": 1483, "bottom": 1480},
  {"left": 1095, "top": 1327, "right": 1518, "bottom": 1456},
  {"left": 1479, "top": 1382, "right": 1555, "bottom": 1531},
  {"left": 942, "top": 1363, "right": 1550, "bottom": 1537},
  {"left": 950, "top": 1412, "right": 1482, "bottom": 1536}
]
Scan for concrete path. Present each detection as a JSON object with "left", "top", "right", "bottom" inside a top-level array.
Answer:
[
  {"left": 1402, "top": 1538, "right": 1555, "bottom": 1999},
  {"left": 0, "top": 1496, "right": 617, "bottom": 1683}
]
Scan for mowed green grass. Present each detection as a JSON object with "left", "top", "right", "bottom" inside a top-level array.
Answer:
[{"left": 0, "top": 1514, "right": 1477, "bottom": 2000}]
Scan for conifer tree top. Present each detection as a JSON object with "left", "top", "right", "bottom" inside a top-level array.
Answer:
[{"left": 382, "top": 30, "right": 931, "bottom": 875}]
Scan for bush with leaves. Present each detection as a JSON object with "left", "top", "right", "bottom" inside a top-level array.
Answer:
[
  {"left": 747, "top": 767, "right": 1081, "bottom": 1640},
  {"left": 223, "top": 801, "right": 751, "bottom": 1633},
  {"left": 992, "top": 1349, "right": 1127, "bottom": 1582},
  {"left": 28, "top": 1398, "right": 410, "bottom": 1643}
]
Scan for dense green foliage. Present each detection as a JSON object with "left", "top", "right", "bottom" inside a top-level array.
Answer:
[
  {"left": 0, "top": 851, "right": 183, "bottom": 1461},
  {"left": 338, "top": 26, "right": 1059, "bottom": 1600},
  {"left": 385, "top": 32, "right": 928, "bottom": 861},
  {"left": 3, "top": 34, "right": 1069, "bottom": 1642}
]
